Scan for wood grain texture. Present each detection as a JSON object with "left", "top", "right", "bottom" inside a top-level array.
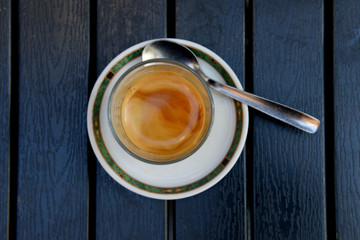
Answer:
[
  {"left": 0, "top": 0, "right": 9, "bottom": 238},
  {"left": 176, "top": 0, "right": 246, "bottom": 239},
  {"left": 94, "top": 0, "right": 166, "bottom": 239},
  {"left": 334, "top": 1, "right": 360, "bottom": 238},
  {"left": 252, "top": 1, "right": 325, "bottom": 239},
  {"left": 16, "top": 0, "right": 89, "bottom": 238}
]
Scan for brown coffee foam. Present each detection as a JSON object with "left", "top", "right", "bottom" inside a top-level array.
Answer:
[{"left": 120, "top": 71, "right": 206, "bottom": 156}]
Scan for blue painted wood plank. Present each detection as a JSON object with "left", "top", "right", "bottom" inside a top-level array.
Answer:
[
  {"left": 16, "top": 0, "right": 89, "bottom": 238},
  {"left": 252, "top": 1, "right": 325, "bottom": 239},
  {"left": 94, "top": 0, "right": 166, "bottom": 239},
  {"left": 334, "top": 1, "right": 360, "bottom": 238},
  {"left": 0, "top": 0, "right": 10, "bottom": 238},
  {"left": 176, "top": 0, "right": 247, "bottom": 239}
]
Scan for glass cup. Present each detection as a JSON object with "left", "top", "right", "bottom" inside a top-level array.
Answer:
[{"left": 108, "top": 59, "right": 214, "bottom": 164}]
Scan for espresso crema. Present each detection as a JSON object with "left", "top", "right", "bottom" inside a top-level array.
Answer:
[{"left": 119, "top": 71, "right": 206, "bottom": 157}]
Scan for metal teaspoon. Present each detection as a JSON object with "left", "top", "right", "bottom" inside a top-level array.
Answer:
[{"left": 142, "top": 40, "right": 320, "bottom": 133}]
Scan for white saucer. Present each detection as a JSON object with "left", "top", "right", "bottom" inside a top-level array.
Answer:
[{"left": 87, "top": 38, "right": 248, "bottom": 200}]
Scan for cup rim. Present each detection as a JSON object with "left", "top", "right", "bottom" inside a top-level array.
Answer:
[{"left": 107, "top": 59, "right": 214, "bottom": 165}]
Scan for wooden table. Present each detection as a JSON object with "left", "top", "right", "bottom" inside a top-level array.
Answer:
[{"left": 1, "top": 0, "right": 359, "bottom": 239}]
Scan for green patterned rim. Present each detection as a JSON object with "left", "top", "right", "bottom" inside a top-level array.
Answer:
[{"left": 92, "top": 46, "right": 243, "bottom": 194}]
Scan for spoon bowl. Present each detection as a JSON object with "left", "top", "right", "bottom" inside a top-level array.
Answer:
[{"left": 142, "top": 40, "right": 320, "bottom": 134}]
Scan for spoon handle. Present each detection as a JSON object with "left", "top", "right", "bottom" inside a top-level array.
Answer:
[{"left": 207, "top": 79, "right": 320, "bottom": 133}]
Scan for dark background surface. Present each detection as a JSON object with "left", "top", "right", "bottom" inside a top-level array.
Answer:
[{"left": 1, "top": 0, "right": 359, "bottom": 239}]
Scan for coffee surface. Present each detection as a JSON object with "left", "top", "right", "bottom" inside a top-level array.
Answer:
[{"left": 121, "top": 71, "right": 206, "bottom": 156}]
